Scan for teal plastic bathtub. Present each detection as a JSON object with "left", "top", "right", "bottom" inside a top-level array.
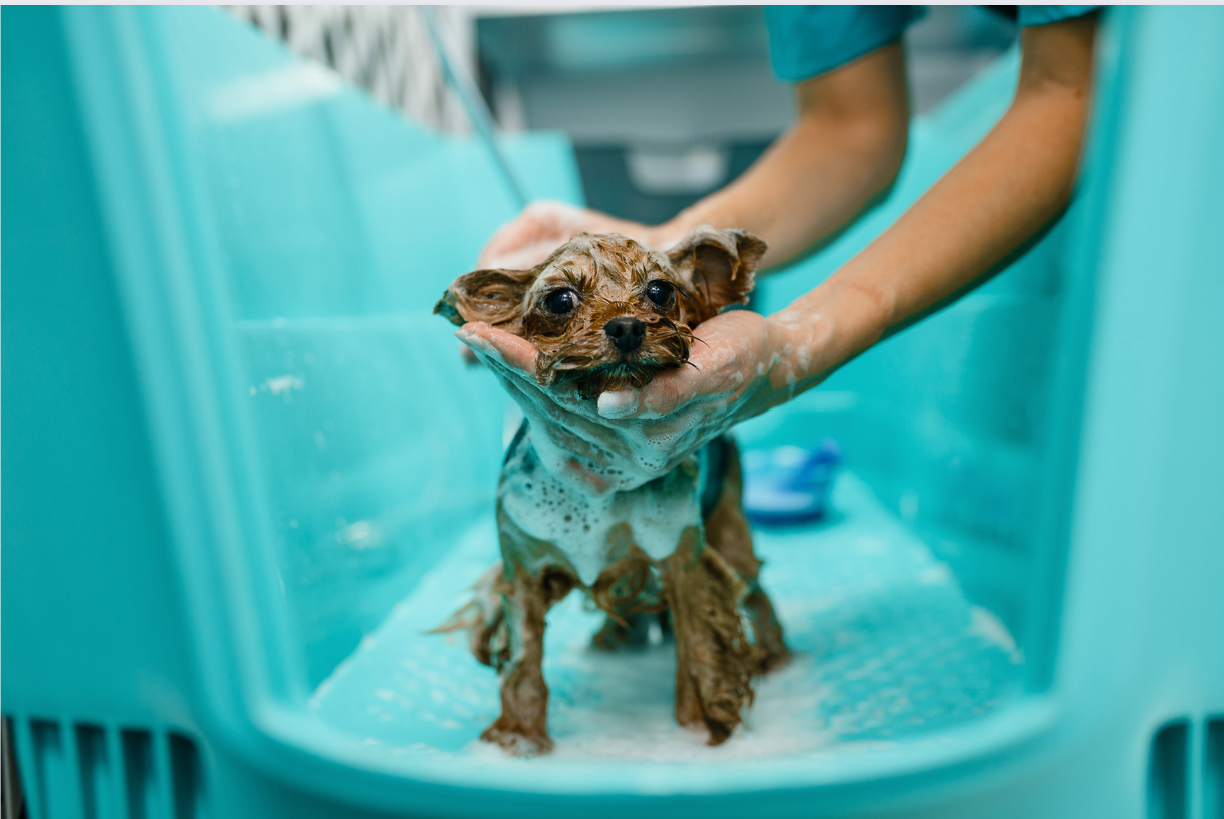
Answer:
[{"left": 3, "top": 6, "right": 1223, "bottom": 818}]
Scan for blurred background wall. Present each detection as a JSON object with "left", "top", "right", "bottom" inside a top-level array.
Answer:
[{"left": 228, "top": 5, "right": 1017, "bottom": 226}]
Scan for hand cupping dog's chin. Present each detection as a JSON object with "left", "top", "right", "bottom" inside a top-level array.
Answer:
[
  {"left": 443, "top": 226, "right": 769, "bottom": 477},
  {"left": 454, "top": 312, "right": 776, "bottom": 483},
  {"left": 541, "top": 362, "right": 685, "bottom": 402}
]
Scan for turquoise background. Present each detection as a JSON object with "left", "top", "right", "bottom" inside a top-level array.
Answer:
[{"left": 3, "top": 5, "right": 1222, "bottom": 817}]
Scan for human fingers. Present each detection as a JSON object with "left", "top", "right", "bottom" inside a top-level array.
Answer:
[
  {"left": 456, "top": 324, "right": 629, "bottom": 456},
  {"left": 476, "top": 201, "right": 585, "bottom": 269},
  {"left": 491, "top": 370, "right": 642, "bottom": 464},
  {"left": 455, "top": 322, "right": 537, "bottom": 378},
  {"left": 595, "top": 312, "right": 769, "bottom": 422},
  {"left": 477, "top": 240, "right": 560, "bottom": 271},
  {"left": 478, "top": 205, "right": 543, "bottom": 259},
  {"left": 455, "top": 320, "right": 610, "bottom": 422},
  {"left": 594, "top": 365, "right": 700, "bottom": 420}
]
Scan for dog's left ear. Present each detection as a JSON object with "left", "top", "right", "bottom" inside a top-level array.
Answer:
[
  {"left": 667, "top": 225, "right": 767, "bottom": 323},
  {"left": 434, "top": 266, "right": 538, "bottom": 336}
]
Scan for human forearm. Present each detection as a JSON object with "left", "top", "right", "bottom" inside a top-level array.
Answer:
[
  {"left": 647, "top": 44, "right": 910, "bottom": 269},
  {"left": 478, "top": 46, "right": 908, "bottom": 273},
  {"left": 764, "top": 16, "right": 1098, "bottom": 396}
]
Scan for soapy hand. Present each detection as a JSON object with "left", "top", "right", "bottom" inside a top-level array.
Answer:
[{"left": 456, "top": 310, "right": 813, "bottom": 478}]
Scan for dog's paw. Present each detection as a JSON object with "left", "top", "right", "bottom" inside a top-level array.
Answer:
[
  {"left": 481, "top": 724, "right": 554, "bottom": 757},
  {"left": 704, "top": 718, "right": 735, "bottom": 746},
  {"left": 676, "top": 700, "right": 738, "bottom": 746}
]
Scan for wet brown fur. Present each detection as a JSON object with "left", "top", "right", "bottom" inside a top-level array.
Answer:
[
  {"left": 702, "top": 442, "right": 792, "bottom": 674},
  {"left": 433, "top": 227, "right": 788, "bottom": 755},
  {"left": 435, "top": 228, "right": 765, "bottom": 399}
]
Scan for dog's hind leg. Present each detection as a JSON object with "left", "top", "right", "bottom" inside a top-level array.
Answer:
[
  {"left": 704, "top": 440, "right": 791, "bottom": 673},
  {"left": 480, "top": 562, "right": 573, "bottom": 757},
  {"left": 665, "top": 528, "right": 760, "bottom": 746}
]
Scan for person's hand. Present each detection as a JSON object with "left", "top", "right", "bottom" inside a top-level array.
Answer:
[
  {"left": 455, "top": 309, "right": 816, "bottom": 478},
  {"left": 477, "top": 201, "right": 653, "bottom": 270}
]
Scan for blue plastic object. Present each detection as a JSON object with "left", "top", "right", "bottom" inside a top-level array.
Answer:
[
  {"left": 3, "top": 6, "right": 1223, "bottom": 819},
  {"left": 742, "top": 439, "right": 842, "bottom": 525}
]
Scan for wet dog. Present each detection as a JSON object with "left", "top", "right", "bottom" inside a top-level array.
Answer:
[{"left": 434, "top": 226, "right": 789, "bottom": 756}]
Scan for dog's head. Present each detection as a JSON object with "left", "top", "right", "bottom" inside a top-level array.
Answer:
[{"left": 435, "top": 226, "right": 767, "bottom": 398}]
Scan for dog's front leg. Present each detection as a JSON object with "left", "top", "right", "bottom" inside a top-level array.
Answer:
[
  {"left": 665, "top": 527, "right": 760, "bottom": 746},
  {"left": 481, "top": 561, "right": 573, "bottom": 756}
]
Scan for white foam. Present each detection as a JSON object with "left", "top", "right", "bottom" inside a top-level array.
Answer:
[
  {"left": 500, "top": 426, "right": 703, "bottom": 585},
  {"left": 259, "top": 374, "right": 304, "bottom": 396},
  {"left": 336, "top": 519, "right": 382, "bottom": 550},
  {"left": 456, "top": 636, "right": 837, "bottom": 764}
]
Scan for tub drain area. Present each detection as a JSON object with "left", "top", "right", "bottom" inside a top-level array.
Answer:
[{"left": 309, "top": 473, "right": 1023, "bottom": 773}]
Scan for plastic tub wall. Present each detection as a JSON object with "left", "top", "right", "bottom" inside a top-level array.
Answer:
[{"left": 3, "top": 6, "right": 1222, "bottom": 818}]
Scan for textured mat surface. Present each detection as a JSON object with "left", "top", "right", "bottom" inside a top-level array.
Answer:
[{"left": 309, "top": 473, "right": 1023, "bottom": 767}]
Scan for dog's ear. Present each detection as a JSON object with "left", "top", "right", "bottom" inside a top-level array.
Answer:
[
  {"left": 434, "top": 267, "right": 538, "bottom": 335},
  {"left": 666, "top": 225, "right": 767, "bottom": 324}
]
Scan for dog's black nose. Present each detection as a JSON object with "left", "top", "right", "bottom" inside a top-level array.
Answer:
[{"left": 605, "top": 316, "right": 646, "bottom": 353}]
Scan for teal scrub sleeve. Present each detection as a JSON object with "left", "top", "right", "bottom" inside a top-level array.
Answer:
[
  {"left": 765, "top": 6, "right": 1102, "bottom": 84},
  {"left": 1018, "top": 6, "right": 1101, "bottom": 26},
  {"left": 764, "top": 6, "right": 924, "bottom": 82}
]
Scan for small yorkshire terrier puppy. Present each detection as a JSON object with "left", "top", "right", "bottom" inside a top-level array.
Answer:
[{"left": 434, "top": 226, "right": 789, "bottom": 756}]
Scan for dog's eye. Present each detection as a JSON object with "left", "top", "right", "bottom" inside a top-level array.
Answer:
[
  {"left": 544, "top": 288, "right": 578, "bottom": 315},
  {"left": 646, "top": 281, "right": 675, "bottom": 308}
]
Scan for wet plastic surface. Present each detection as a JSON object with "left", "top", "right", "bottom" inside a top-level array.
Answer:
[
  {"left": 5, "top": 6, "right": 1224, "bottom": 818},
  {"left": 311, "top": 474, "right": 1022, "bottom": 776}
]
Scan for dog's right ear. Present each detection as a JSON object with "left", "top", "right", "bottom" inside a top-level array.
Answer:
[
  {"left": 667, "top": 225, "right": 767, "bottom": 325},
  {"left": 434, "top": 267, "right": 537, "bottom": 336}
]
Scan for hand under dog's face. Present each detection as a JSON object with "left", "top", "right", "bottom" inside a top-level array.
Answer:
[{"left": 435, "top": 226, "right": 767, "bottom": 399}]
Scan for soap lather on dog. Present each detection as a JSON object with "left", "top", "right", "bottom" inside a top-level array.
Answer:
[{"left": 434, "top": 227, "right": 790, "bottom": 756}]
